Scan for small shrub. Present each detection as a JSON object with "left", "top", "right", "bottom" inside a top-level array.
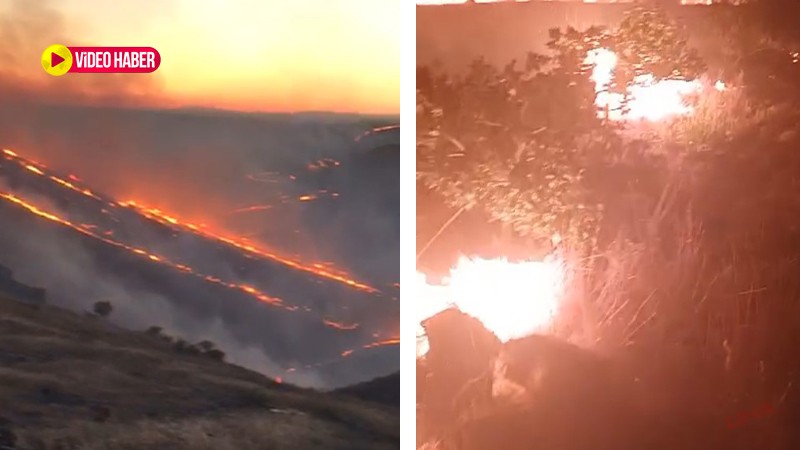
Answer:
[
  {"left": 173, "top": 339, "right": 188, "bottom": 352},
  {"left": 173, "top": 339, "right": 201, "bottom": 355},
  {"left": 205, "top": 349, "right": 226, "bottom": 361},
  {"left": 197, "top": 340, "right": 216, "bottom": 352},
  {"left": 92, "top": 301, "right": 113, "bottom": 319}
]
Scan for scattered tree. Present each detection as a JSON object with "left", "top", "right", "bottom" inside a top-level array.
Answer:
[
  {"left": 205, "top": 349, "right": 226, "bottom": 361},
  {"left": 196, "top": 340, "right": 216, "bottom": 353},
  {"left": 92, "top": 301, "right": 113, "bottom": 319}
]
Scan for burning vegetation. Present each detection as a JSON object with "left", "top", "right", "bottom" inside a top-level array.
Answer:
[
  {"left": 418, "top": 2, "right": 800, "bottom": 449},
  {"left": 0, "top": 145, "right": 397, "bottom": 381}
]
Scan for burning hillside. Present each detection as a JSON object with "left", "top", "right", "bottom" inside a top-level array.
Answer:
[{"left": 0, "top": 120, "right": 398, "bottom": 387}]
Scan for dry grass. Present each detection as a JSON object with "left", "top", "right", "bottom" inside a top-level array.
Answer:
[
  {"left": 629, "top": 74, "right": 773, "bottom": 151},
  {"left": 0, "top": 295, "right": 397, "bottom": 449},
  {"left": 15, "top": 411, "right": 392, "bottom": 450},
  {"left": 550, "top": 98, "right": 800, "bottom": 448}
]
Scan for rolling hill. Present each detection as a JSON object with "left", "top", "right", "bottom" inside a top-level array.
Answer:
[{"left": 0, "top": 292, "right": 398, "bottom": 450}]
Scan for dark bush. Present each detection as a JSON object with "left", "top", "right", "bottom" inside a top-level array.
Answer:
[
  {"left": 92, "top": 301, "right": 112, "bottom": 319},
  {"left": 205, "top": 349, "right": 226, "bottom": 361}
]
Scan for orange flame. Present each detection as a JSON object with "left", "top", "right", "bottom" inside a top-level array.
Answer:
[
  {"left": 417, "top": 255, "right": 566, "bottom": 357},
  {"left": 323, "top": 320, "right": 359, "bottom": 331},
  {"left": 3, "top": 149, "right": 377, "bottom": 295},
  {"left": 355, "top": 124, "right": 399, "bottom": 141},
  {"left": 119, "top": 200, "right": 379, "bottom": 294},
  {"left": 25, "top": 164, "right": 44, "bottom": 175},
  {"left": 2, "top": 147, "right": 385, "bottom": 368},
  {"left": 231, "top": 205, "right": 273, "bottom": 214},
  {"left": 0, "top": 192, "right": 289, "bottom": 308},
  {"left": 586, "top": 48, "right": 702, "bottom": 122},
  {"left": 362, "top": 337, "right": 400, "bottom": 349}
]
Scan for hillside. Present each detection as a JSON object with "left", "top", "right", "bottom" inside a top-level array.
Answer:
[
  {"left": 0, "top": 113, "right": 399, "bottom": 388},
  {"left": 335, "top": 372, "right": 400, "bottom": 407},
  {"left": 0, "top": 294, "right": 398, "bottom": 450}
]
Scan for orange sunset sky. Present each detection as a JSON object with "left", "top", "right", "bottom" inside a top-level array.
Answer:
[{"left": 2, "top": 0, "right": 399, "bottom": 114}]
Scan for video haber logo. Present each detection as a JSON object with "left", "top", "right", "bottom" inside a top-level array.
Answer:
[{"left": 41, "top": 44, "right": 161, "bottom": 77}]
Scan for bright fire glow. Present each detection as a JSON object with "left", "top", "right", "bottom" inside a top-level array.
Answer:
[
  {"left": 586, "top": 48, "right": 702, "bottom": 122},
  {"left": 417, "top": 255, "right": 566, "bottom": 357}
]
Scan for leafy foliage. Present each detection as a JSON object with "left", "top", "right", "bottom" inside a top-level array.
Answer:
[
  {"left": 611, "top": 7, "right": 706, "bottom": 85},
  {"left": 417, "top": 6, "right": 703, "bottom": 251}
]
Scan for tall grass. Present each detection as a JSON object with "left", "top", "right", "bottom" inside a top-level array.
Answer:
[{"left": 550, "top": 84, "right": 800, "bottom": 447}]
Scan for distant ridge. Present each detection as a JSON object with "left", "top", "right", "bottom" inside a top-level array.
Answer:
[
  {"left": 335, "top": 372, "right": 400, "bottom": 406},
  {"left": 0, "top": 263, "right": 45, "bottom": 305}
]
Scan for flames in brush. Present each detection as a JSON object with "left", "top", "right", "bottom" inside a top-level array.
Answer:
[
  {"left": 415, "top": 49, "right": 722, "bottom": 354},
  {"left": 417, "top": 255, "right": 567, "bottom": 358},
  {"left": 585, "top": 48, "right": 728, "bottom": 122},
  {"left": 1, "top": 148, "right": 395, "bottom": 364}
]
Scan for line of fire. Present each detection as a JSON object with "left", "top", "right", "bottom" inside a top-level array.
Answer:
[
  {"left": 417, "top": 1, "right": 800, "bottom": 449},
  {"left": 0, "top": 125, "right": 398, "bottom": 384}
]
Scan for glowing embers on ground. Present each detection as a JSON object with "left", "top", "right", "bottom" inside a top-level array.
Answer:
[
  {"left": 417, "top": 255, "right": 567, "bottom": 356},
  {"left": 585, "top": 48, "right": 703, "bottom": 122}
]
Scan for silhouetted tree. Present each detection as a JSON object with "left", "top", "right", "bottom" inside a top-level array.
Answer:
[
  {"left": 197, "top": 340, "right": 216, "bottom": 352},
  {"left": 92, "top": 301, "right": 113, "bottom": 319},
  {"left": 205, "top": 349, "right": 226, "bottom": 361}
]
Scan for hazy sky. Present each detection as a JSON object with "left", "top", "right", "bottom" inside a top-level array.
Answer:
[{"left": 3, "top": 0, "right": 399, "bottom": 114}]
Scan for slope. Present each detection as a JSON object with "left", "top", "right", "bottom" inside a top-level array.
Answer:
[{"left": 0, "top": 294, "right": 398, "bottom": 450}]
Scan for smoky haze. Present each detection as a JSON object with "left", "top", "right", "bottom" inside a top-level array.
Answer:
[
  {"left": 0, "top": 1, "right": 399, "bottom": 389},
  {"left": 0, "top": 0, "right": 166, "bottom": 106}
]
